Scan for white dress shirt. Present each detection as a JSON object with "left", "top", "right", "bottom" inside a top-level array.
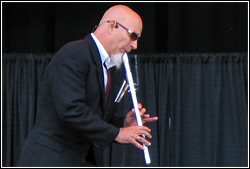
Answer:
[{"left": 90, "top": 33, "right": 116, "bottom": 90}]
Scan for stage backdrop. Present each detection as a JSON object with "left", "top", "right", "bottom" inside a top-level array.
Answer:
[
  {"left": 2, "top": 2, "right": 248, "bottom": 53},
  {"left": 2, "top": 53, "right": 248, "bottom": 167},
  {"left": 2, "top": 1, "right": 248, "bottom": 167}
]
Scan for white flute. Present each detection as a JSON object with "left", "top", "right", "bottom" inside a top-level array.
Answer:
[{"left": 122, "top": 53, "right": 151, "bottom": 165}]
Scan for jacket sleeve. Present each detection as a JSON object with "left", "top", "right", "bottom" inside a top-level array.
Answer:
[{"left": 49, "top": 41, "right": 120, "bottom": 145}]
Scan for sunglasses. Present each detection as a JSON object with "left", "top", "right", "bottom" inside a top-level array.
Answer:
[{"left": 107, "top": 20, "right": 140, "bottom": 41}]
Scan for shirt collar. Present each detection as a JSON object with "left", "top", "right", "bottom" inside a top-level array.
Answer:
[
  {"left": 90, "top": 33, "right": 108, "bottom": 66},
  {"left": 90, "top": 33, "right": 115, "bottom": 69}
]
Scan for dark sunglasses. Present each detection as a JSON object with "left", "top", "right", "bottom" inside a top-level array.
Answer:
[{"left": 107, "top": 20, "right": 140, "bottom": 41}]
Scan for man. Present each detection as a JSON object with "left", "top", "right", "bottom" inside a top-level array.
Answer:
[{"left": 17, "top": 5, "right": 158, "bottom": 167}]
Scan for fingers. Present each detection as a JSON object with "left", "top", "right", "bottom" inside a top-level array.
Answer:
[
  {"left": 138, "top": 104, "right": 159, "bottom": 124},
  {"left": 132, "top": 135, "right": 151, "bottom": 150},
  {"left": 136, "top": 135, "right": 151, "bottom": 146},
  {"left": 131, "top": 138, "right": 145, "bottom": 150},
  {"left": 138, "top": 103, "right": 142, "bottom": 109},
  {"left": 140, "top": 107, "right": 147, "bottom": 115},
  {"left": 131, "top": 130, "right": 151, "bottom": 144},
  {"left": 143, "top": 116, "right": 159, "bottom": 123},
  {"left": 115, "top": 126, "right": 153, "bottom": 150},
  {"left": 130, "top": 104, "right": 158, "bottom": 125},
  {"left": 131, "top": 103, "right": 146, "bottom": 114},
  {"left": 130, "top": 126, "right": 152, "bottom": 150}
]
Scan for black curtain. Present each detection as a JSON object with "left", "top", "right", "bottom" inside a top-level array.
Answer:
[
  {"left": 2, "top": 53, "right": 52, "bottom": 166},
  {"left": 2, "top": 53, "right": 248, "bottom": 167},
  {"left": 136, "top": 53, "right": 248, "bottom": 167}
]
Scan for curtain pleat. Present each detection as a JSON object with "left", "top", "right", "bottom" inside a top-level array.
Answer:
[
  {"left": 2, "top": 53, "right": 248, "bottom": 167},
  {"left": 2, "top": 53, "right": 53, "bottom": 166},
  {"left": 135, "top": 53, "right": 248, "bottom": 167}
]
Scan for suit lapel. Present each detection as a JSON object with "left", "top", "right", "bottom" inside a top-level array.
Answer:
[
  {"left": 85, "top": 35, "right": 125, "bottom": 121},
  {"left": 86, "top": 35, "right": 106, "bottom": 111}
]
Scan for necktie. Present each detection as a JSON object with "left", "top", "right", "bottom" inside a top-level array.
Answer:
[{"left": 104, "top": 64, "right": 111, "bottom": 104}]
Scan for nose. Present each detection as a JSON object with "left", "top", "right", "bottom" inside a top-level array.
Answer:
[{"left": 130, "top": 40, "right": 138, "bottom": 50}]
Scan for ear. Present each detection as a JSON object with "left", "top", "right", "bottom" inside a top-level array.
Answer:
[{"left": 108, "top": 20, "right": 118, "bottom": 29}]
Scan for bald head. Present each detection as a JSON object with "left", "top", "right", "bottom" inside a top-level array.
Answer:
[
  {"left": 99, "top": 5, "right": 142, "bottom": 27},
  {"left": 93, "top": 5, "right": 143, "bottom": 56}
]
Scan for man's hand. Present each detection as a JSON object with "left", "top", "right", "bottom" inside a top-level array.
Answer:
[
  {"left": 124, "top": 103, "right": 158, "bottom": 127},
  {"left": 114, "top": 126, "right": 152, "bottom": 150}
]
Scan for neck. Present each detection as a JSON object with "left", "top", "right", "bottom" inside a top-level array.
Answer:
[{"left": 93, "top": 31, "right": 112, "bottom": 55}]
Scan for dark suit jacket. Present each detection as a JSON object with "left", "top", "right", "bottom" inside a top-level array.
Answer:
[{"left": 17, "top": 35, "right": 124, "bottom": 167}]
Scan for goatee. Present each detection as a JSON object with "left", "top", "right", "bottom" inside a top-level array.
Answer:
[{"left": 110, "top": 53, "right": 124, "bottom": 69}]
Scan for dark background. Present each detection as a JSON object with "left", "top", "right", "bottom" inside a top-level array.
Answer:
[{"left": 2, "top": 2, "right": 248, "bottom": 54}]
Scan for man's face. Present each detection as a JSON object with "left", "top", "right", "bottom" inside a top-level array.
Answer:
[{"left": 110, "top": 20, "right": 142, "bottom": 55}]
